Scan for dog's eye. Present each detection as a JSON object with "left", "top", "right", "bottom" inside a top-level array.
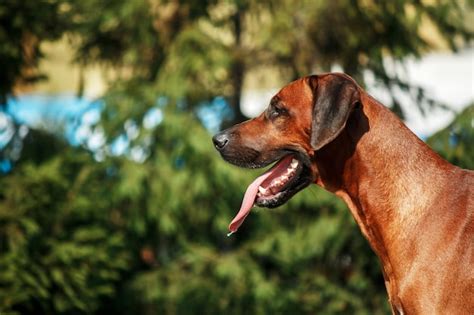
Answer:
[{"left": 268, "top": 106, "right": 287, "bottom": 119}]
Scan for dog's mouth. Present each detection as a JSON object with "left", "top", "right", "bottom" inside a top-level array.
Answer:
[
  {"left": 255, "top": 155, "right": 305, "bottom": 206},
  {"left": 228, "top": 153, "right": 312, "bottom": 235}
]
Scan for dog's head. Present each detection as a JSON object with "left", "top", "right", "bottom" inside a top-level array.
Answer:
[{"left": 213, "top": 73, "right": 361, "bottom": 232}]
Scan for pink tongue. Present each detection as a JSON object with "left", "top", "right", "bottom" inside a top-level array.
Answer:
[{"left": 227, "top": 155, "right": 293, "bottom": 235}]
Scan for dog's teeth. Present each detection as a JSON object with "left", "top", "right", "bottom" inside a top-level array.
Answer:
[
  {"left": 258, "top": 186, "right": 267, "bottom": 194},
  {"left": 291, "top": 159, "right": 298, "bottom": 168},
  {"left": 270, "top": 186, "right": 279, "bottom": 194}
]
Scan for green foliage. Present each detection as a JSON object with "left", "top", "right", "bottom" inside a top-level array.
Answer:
[
  {"left": 70, "top": 0, "right": 216, "bottom": 82},
  {"left": 427, "top": 104, "right": 474, "bottom": 169},
  {"left": 0, "top": 132, "right": 131, "bottom": 314}
]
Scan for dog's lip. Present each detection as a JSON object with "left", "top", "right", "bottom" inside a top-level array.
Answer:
[
  {"left": 248, "top": 151, "right": 292, "bottom": 169},
  {"left": 258, "top": 148, "right": 310, "bottom": 169}
]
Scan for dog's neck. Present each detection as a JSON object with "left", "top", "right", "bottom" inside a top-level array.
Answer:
[{"left": 313, "top": 93, "right": 454, "bottom": 301}]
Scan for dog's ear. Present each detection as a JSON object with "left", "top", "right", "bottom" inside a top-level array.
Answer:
[{"left": 309, "top": 74, "right": 360, "bottom": 150}]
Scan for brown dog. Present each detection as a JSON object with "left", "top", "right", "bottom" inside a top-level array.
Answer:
[{"left": 213, "top": 73, "right": 473, "bottom": 314}]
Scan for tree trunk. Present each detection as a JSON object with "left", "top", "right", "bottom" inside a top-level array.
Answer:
[{"left": 227, "top": 10, "right": 247, "bottom": 126}]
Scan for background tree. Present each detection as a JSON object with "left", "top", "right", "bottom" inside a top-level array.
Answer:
[
  {"left": 427, "top": 104, "right": 474, "bottom": 169},
  {"left": 70, "top": 0, "right": 216, "bottom": 83},
  {"left": 0, "top": 0, "right": 72, "bottom": 105},
  {"left": 242, "top": 0, "right": 473, "bottom": 118},
  {"left": 2, "top": 0, "right": 472, "bottom": 122}
]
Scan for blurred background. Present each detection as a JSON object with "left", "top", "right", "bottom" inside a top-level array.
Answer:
[{"left": 0, "top": 1, "right": 473, "bottom": 314}]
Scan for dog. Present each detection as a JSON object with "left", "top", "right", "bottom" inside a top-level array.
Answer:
[{"left": 212, "top": 73, "right": 473, "bottom": 314}]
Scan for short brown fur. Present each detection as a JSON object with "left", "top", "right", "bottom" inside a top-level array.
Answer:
[{"left": 215, "top": 73, "right": 474, "bottom": 314}]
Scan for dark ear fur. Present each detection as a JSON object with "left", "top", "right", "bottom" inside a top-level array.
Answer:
[{"left": 309, "top": 74, "right": 360, "bottom": 150}]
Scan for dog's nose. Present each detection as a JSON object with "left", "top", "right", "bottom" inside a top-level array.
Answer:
[{"left": 212, "top": 132, "right": 229, "bottom": 151}]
